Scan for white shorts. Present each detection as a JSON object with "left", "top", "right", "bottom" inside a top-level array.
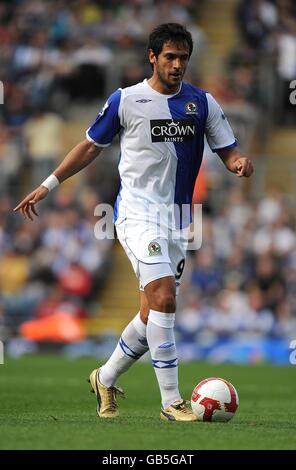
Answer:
[{"left": 116, "top": 219, "right": 188, "bottom": 291}]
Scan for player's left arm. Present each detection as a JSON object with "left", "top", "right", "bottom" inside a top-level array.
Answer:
[
  {"left": 205, "top": 93, "right": 254, "bottom": 178},
  {"left": 217, "top": 148, "right": 254, "bottom": 177}
]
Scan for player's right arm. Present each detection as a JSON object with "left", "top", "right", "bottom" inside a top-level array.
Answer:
[
  {"left": 14, "top": 88, "right": 122, "bottom": 220},
  {"left": 14, "top": 139, "right": 102, "bottom": 220}
]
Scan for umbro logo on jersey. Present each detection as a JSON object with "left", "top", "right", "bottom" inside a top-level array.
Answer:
[
  {"left": 136, "top": 99, "right": 152, "bottom": 103},
  {"left": 150, "top": 119, "right": 195, "bottom": 142}
]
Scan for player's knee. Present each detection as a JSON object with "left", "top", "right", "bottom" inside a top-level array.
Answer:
[
  {"left": 152, "top": 291, "right": 176, "bottom": 313},
  {"left": 140, "top": 307, "right": 149, "bottom": 324}
]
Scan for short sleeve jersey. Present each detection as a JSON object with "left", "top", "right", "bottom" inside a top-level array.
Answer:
[{"left": 86, "top": 79, "right": 236, "bottom": 228}]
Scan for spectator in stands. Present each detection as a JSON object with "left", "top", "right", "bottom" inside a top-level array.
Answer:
[{"left": 23, "top": 104, "right": 63, "bottom": 188}]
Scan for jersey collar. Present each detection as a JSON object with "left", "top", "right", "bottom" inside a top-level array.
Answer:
[{"left": 143, "top": 79, "right": 182, "bottom": 97}]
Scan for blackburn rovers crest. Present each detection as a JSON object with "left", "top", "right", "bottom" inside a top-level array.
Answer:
[
  {"left": 185, "top": 102, "right": 198, "bottom": 114},
  {"left": 148, "top": 241, "right": 162, "bottom": 256}
]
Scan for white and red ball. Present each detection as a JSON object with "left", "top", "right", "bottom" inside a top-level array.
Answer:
[{"left": 191, "top": 377, "right": 239, "bottom": 422}]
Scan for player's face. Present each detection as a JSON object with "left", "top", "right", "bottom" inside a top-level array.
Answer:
[{"left": 149, "top": 42, "right": 190, "bottom": 92}]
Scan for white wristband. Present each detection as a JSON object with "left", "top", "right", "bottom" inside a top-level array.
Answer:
[{"left": 41, "top": 174, "right": 60, "bottom": 192}]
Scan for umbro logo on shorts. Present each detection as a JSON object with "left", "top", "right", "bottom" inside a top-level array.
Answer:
[{"left": 150, "top": 119, "right": 195, "bottom": 142}]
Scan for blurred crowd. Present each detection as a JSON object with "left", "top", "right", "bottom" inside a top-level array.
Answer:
[
  {"left": 0, "top": 186, "right": 113, "bottom": 339},
  {"left": 0, "top": 0, "right": 203, "bottom": 109},
  {"left": 207, "top": 0, "right": 296, "bottom": 125},
  {"left": 177, "top": 185, "right": 296, "bottom": 342},
  {"left": 0, "top": 0, "right": 295, "bottom": 349},
  {"left": 237, "top": 0, "right": 296, "bottom": 123}
]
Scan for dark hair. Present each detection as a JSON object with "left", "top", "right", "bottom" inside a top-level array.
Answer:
[{"left": 148, "top": 23, "right": 193, "bottom": 58}]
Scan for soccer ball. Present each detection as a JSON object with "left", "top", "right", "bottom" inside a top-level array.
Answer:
[{"left": 191, "top": 377, "right": 239, "bottom": 422}]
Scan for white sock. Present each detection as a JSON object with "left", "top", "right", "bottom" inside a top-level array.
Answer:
[
  {"left": 147, "top": 309, "right": 181, "bottom": 409},
  {"left": 99, "top": 312, "right": 148, "bottom": 387}
]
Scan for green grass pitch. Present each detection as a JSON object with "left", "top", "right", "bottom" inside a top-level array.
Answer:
[{"left": 0, "top": 356, "right": 296, "bottom": 450}]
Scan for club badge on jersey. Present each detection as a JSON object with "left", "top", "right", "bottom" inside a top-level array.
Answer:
[{"left": 185, "top": 102, "right": 198, "bottom": 114}]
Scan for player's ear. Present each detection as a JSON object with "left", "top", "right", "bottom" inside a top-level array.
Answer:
[{"left": 148, "top": 48, "right": 156, "bottom": 65}]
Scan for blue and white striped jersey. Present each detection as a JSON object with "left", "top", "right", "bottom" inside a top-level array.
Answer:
[{"left": 86, "top": 79, "right": 236, "bottom": 228}]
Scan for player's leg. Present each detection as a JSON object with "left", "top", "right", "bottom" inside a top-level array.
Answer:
[
  {"left": 88, "top": 292, "right": 150, "bottom": 418},
  {"left": 99, "top": 291, "right": 149, "bottom": 387},
  {"left": 88, "top": 221, "right": 154, "bottom": 418},
  {"left": 139, "top": 289, "right": 149, "bottom": 324},
  {"left": 144, "top": 274, "right": 180, "bottom": 405},
  {"left": 142, "top": 269, "right": 197, "bottom": 421}
]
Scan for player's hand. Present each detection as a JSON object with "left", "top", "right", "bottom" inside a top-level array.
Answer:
[
  {"left": 13, "top": 186, "right": 49, "bottom": 220},
  {"left": 233, "top": 157, "right": 254, "bottom": 177}
]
